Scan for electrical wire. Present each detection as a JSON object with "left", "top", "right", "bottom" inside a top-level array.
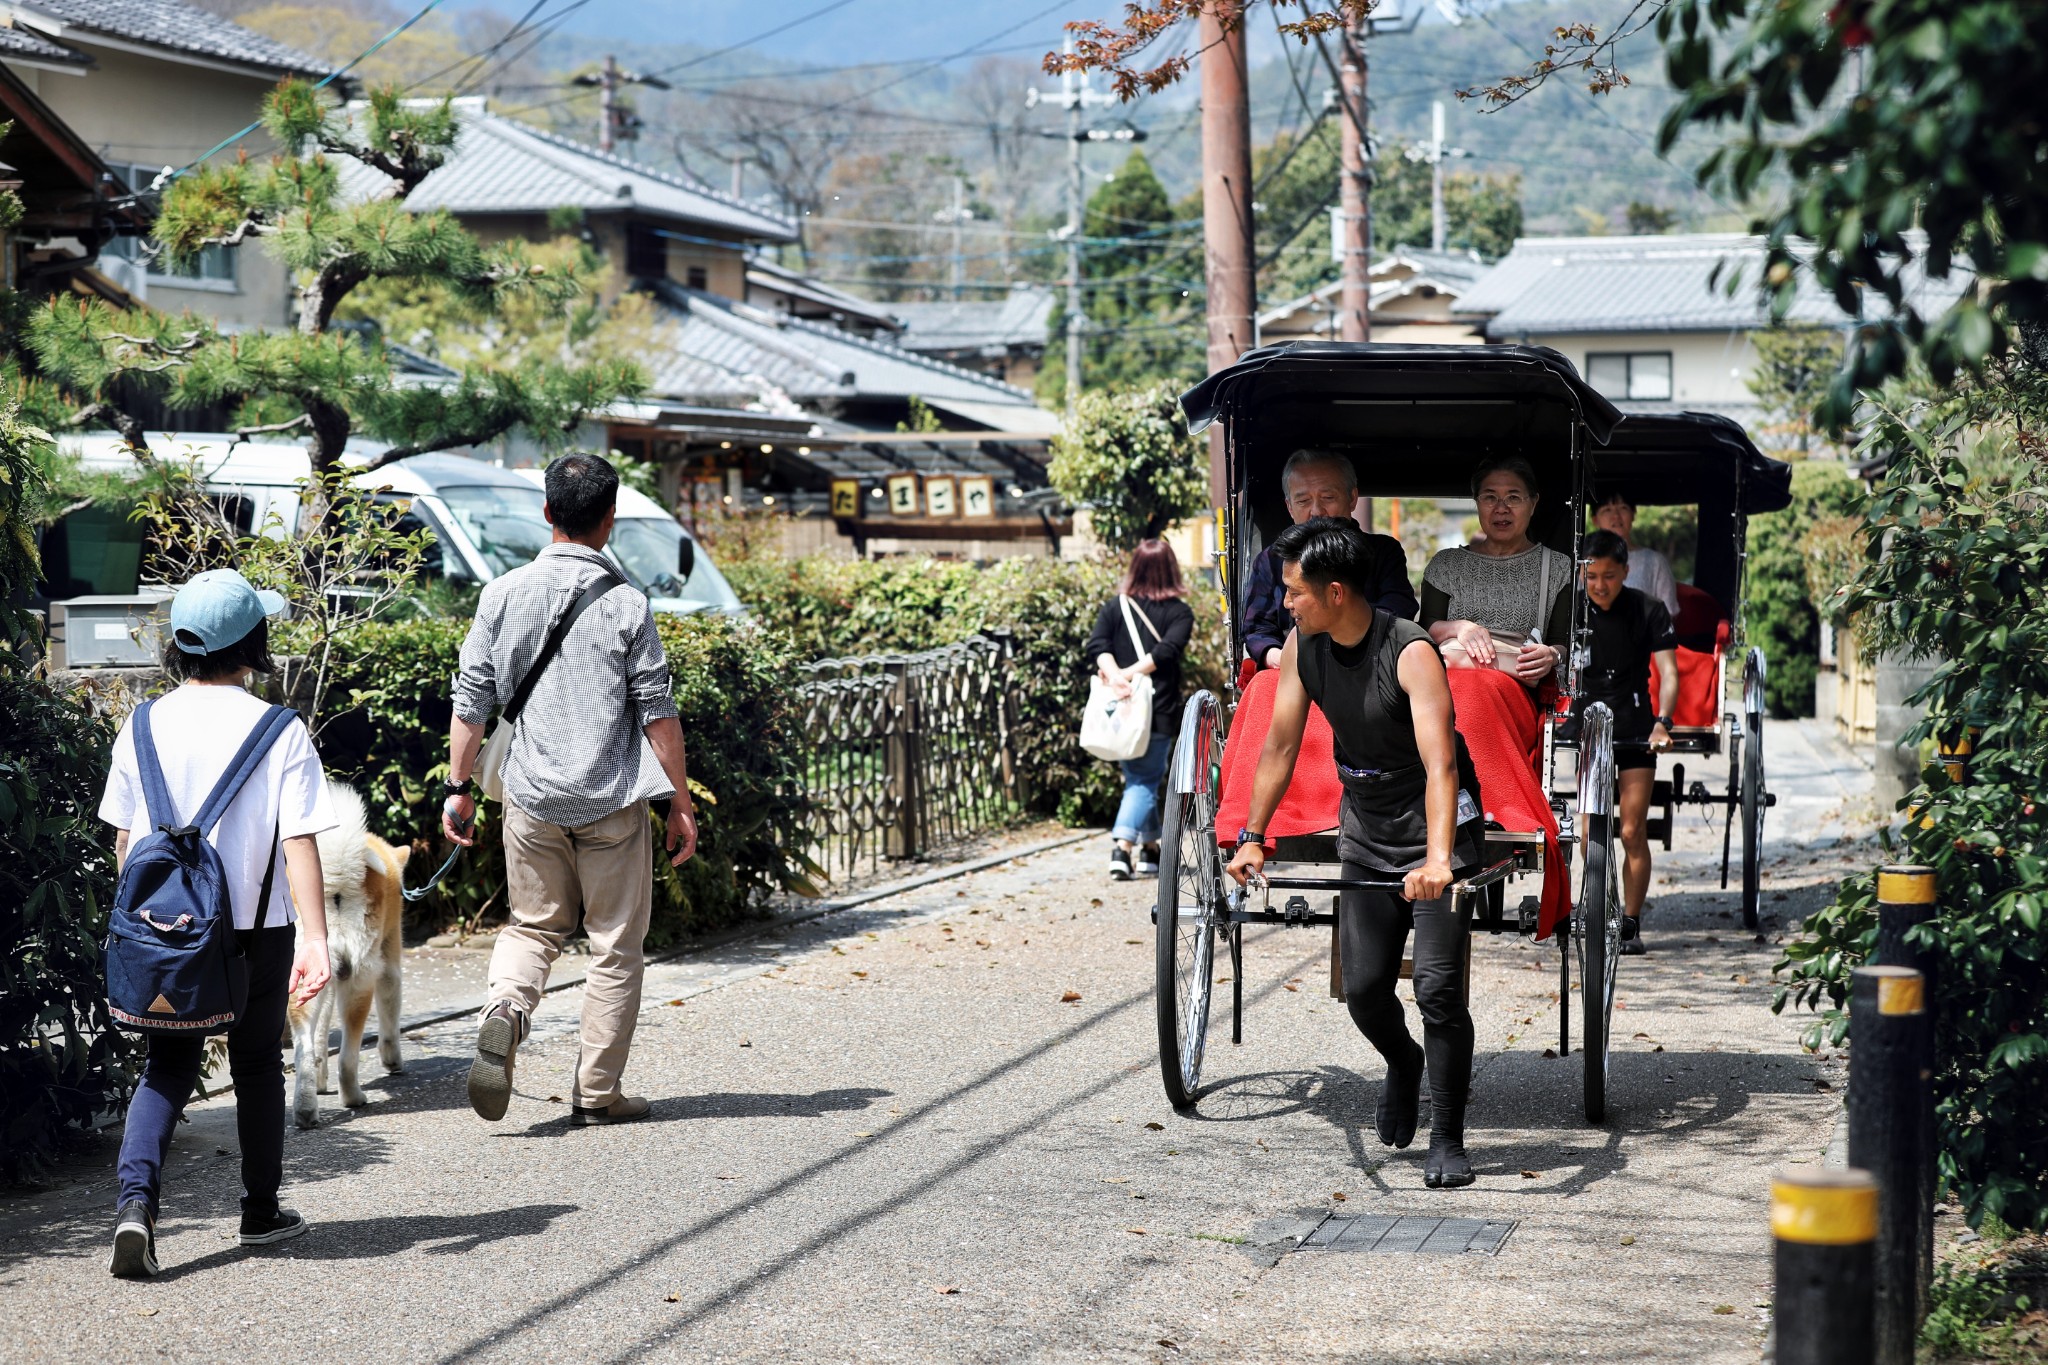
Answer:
[
  {"left": 402, "top": 0, "right": 550, "bottom": 94},
  {"left": 640, "top": 0, "right": 867, "bottom": 82},
  {"left": 456, "top": 0, "right": 595, "bottom": 96}
]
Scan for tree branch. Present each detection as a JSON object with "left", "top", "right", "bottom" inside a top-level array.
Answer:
[
  {"left": 233, "top": 413, "right": 313, "bottom": 444},
  {"left": 67, "top": 401, "right": 151, "bottom": 456}
]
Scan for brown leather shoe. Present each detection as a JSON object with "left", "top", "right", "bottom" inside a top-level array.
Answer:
[{"left": 570, "top": 1095, "right": 651, "bottom": 1126}]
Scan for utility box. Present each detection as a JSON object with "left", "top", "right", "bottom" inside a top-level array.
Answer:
[{"left": 47, "top": 590, "right": 176, "bottom": 670}]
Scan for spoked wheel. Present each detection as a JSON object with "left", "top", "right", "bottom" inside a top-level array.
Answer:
[
  {"left": 1156, "top": 690, "right": 1224, "bottom": 1110},
  {"left": 1574, "top": 702, "right": 1621, "bottom": 1126},
  {"left": 1739, "top": 648, "right": 1768, "bottom": 931}
]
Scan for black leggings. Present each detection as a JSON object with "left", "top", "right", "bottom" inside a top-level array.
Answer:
[{"left": 1338, "top": 869, "right": 1474, "bottom": 1109}]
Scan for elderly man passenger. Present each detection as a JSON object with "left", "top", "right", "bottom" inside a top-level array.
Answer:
[
  {"left": 1243, "top": 449, "right": 1416, "bottom": 669},
  {"left": 1419, "top": 454, "right": 1572, "bottom": 686}
]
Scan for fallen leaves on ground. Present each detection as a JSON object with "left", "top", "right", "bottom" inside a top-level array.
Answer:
[
  {"left": 1620, "top": 1235, "right": 1636, "bottom": 1246},
  {"left": 546, "top": 1095, "right": 563, "bottom": 1103},
  {"left": 1126, "top": 1227, "right": 1147, "bottom": 1235},
  {"left": 1126, "top": 939, "right": 1143, "bottom": 945},
  {"left": 739, "top": 1038, "right": 752, "bottom": 1048},
  {"left": 665, "top": 998, "right": 685, "bottom": 1006},
  {"left": 1158, "top": 1340, "right": 1181, "bottom": 1352},
  {"left": 1521, "top": 1170, "right": 1539, "bottom": 1179},
  {"left": 1331, "top": 1191, "right": 1347, "bottom": 1202},
  {"left": 664, "top": 1293, "right": 680, "bottom": 1303},
  {"left": 1814, "top": 1079, "right": 1834, "bottom": 1092},
  {"left": 1542, "top": 1048, "right": 1558, "bottom": 1059},
  {"left": 1712, "top": 1304, "right": 1736, "bottom": 1315},
  {"left": 135, "top": 1308, "right": 157, "bottom": 1317},
  {"left": 1061, "top": 990, "right": 1082, "bottom": 1003},
  {"left": 1090, "top": 898, "right": 1103, "bottom": 908},
  {"left": 935, "top": 1285, "right": 959, "bottom": 1295},
  {"left": 1144, "top": 1121, "right": 1165, "bottom": 1131},
  {"left": 1102, "top": 1176, "right": 1130, "bottom": 1184},
  {"left": 851, "top": 970, "right": 867, "bottom": 978},
  {"left": 1284, "top": 981, "right": 1300, "bottom": 993}
]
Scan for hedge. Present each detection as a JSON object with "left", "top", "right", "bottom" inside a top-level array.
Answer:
[{"left": 321, "top": 612, "right": 818, "bottom": 947}]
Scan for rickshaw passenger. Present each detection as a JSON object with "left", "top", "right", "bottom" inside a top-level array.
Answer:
[
  {"left": 1419, "top": 455, "right": 1570, "bottom": 686},
  {"left": 1243, "top": 449, "right": 1415, "bottom": 669},
  {"left": 1592, "top": 488, "right": 1680, "bottom": 615},
  {"left": 1579, "top": 530, "right": 1679, "bottom": 955},
  {"left": 1227, "top": 517, "right": 1487, "bottom": 1189}
]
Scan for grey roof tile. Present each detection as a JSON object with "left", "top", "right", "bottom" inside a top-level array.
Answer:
[
  {"left": 891, "top": 287, "right": 1055, "bottom": 355},
  {"left": 0, "top": 22, "right": 90, "bottom": 64},
  {"left": 12, "top": 0, "right": 326, "bottom": 75}
]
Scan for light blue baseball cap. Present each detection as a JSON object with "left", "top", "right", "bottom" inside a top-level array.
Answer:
[{"left": 169, "top": 569, "right": 287, "bottom": 654}]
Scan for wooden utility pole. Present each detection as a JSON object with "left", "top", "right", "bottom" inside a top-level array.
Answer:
[
  {"left": 1199, "top": 2, "right": 1255, "bottom": 500},
  {"left": 1336, "top": 19, "right": 1371, "bottom": 343}
]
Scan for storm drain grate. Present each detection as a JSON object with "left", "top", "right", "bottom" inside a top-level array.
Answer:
[{"left": 1293, "top": 1214, "right": 1517, "bottom": 1256}]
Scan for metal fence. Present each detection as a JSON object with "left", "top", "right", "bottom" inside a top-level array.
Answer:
[{"left": 795, "top": 631, "right": 1023, "bottom": 879}]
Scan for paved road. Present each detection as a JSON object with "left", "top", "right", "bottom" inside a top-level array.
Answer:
[{"left": 0, "top": 722, "right": 1876, "bottom": 1364}]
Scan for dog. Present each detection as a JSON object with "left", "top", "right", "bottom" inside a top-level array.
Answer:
[{"left": 289, "top": 781, "right": 409, "bottom": 1129}]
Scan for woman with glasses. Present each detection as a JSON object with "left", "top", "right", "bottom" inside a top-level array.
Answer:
[{"left": 1419, "top": 455, "right": 1572, "bottom": 686}]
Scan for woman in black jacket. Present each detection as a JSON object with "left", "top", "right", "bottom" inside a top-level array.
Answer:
[{"left": 1085, "top": 539, "right": 1197, "bottom": 879}]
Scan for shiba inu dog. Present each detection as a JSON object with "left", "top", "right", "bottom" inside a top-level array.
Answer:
[{"left": 289, "top": 782, "right": 409, "bottom": 1128}]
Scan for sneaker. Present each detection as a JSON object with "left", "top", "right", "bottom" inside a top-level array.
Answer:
[
  {"left": 1620, "top": 914, "right": 1646, "bottom": 956},
  {"left": 109, "top": 1201, "right": 158, "bottom": 1278},
  {"left": 570, "top": 1095, "right": 651, "bottom": 1127},
  {"left": 238, "top": 1206, "right": 308, "bottom": 1246},
  {"left": 468, "top": 1001, "right": 526, "bottom": 1122},
  {"left": 1108, "top": 845, "right": 1133, "bottom": 881},
  {"left": 1137, "top": 843, "right": 1160, "bottom": 876}
]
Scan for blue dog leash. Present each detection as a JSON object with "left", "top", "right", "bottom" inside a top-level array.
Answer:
[{"left": 400, "top": 802, "right": 472, "bottom": 904}]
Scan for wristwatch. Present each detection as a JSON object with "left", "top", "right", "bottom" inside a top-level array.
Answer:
[
  {"left": 441, "top": 776, "right": 473, "bottom": 799},
  {"left": 1234, "top": 827, "right": 1267, "bottom": 849},
  {"left": 1652, "top": 715, "right": 1674, "bottom": 729}
]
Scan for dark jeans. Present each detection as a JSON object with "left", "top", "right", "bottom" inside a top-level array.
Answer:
[
  {"left": 1338, "top": 871, "right": 1475, "bottom": 1123},
  {"left": 116, "top": 924, "right": 295, "bottom": 1219}
]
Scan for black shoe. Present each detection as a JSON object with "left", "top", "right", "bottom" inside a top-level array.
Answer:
[
  {"left": 469, "top": 1001, "right": 526, "bottom": 1121},
  {"left": 1137, "top": 843, "right": 1160, "bottom": 876},
  {"left": 1621, "top": 914, "right": 1646, "bottom": 956},
  {"left": 238, "top": 1206, "right": 308, "bottom": 1246},
  {"left": 1424, "top": 1137, "right": 1475, "bottom": 1189},
  {"left": 1375, "top": 1039, "right": 1424, "bottom": 1149},
  {"left": 109, "top": 1201, "right": 158, "bottom": 1278},
  {"left": 1108, "top": 845, "right": 1133, "bottom": 881}
]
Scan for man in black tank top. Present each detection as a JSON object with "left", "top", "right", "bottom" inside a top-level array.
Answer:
[{"left": 1226, "top": 517, "right": 1484, "bottom": 1189}]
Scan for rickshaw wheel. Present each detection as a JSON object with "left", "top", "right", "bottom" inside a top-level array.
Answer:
[
  {"left": 1156, "top": 691, "right": 1224, "bottom": 1110},
  {"left": 1739, "top": 649, "right": 1768, "bottom": 931},
  {"left": 1575, "top": 703, "right": 1621, "bottom": 1126}
]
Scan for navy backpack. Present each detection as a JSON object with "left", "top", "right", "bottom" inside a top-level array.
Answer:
[{"left": 105, "top": 700, "right": 297, "bottom": 1035}]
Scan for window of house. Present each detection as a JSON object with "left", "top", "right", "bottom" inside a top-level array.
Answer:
[
  {"left": 625, "top": 223, "right": 666, "bottom": 280},
  {"left": 685, "top": 265, "right": 709, "bottom": 291},
  {"left": 1586, "top": 351, "right": 1674, "bottom": 401},
  {"left": 105, "top": 164, "right": 240, "bottom": 288}
]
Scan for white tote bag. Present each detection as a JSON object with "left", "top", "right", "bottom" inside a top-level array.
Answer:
[{"left": 1079, "top": 597, "right": 1163, "bottom": 763}]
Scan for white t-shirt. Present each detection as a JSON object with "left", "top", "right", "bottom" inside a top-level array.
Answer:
[
  {"left": 100, "top": 685, "right": 337, "bottom": 930},
  {"left": 1626, "top": 545, "right": 1682, "bottom": 617}
]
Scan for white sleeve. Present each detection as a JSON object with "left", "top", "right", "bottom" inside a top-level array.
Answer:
[
  {"left": 276, "top": 719, "right": 338, "bottom": 840},
  {"left": 99, "top": 718, "right": 140, "bottom": 832}
]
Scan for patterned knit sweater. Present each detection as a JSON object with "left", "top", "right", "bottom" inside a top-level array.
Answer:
[{"left": 1420, "top": 543, "right": 1574, "bottom": 643}]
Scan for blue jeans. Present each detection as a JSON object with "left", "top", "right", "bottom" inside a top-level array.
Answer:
[
  {"left": 1113, "top": 731, "right": 1172, "bottom": 846},
  {"left": 116, "top": 924, "right": 294, "bottom": 1219}
]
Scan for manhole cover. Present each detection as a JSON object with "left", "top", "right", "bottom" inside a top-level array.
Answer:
[{"left": 1294, "top": 1214, "right": 1516, "bottom": 1256}]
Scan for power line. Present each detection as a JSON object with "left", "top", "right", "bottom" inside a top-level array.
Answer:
[
  {"left": 640, "top": 0, "right": 867, "bottom": 82},
  {"left": 457, "top": 0, "right": 595, "bottom": 96},
  {"left": 402, "top": 0, "right": 549, "bottom": 94}
]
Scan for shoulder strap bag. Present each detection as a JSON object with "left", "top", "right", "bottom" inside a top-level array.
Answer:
[
  {"left": 1078, "top": 596, "right": 1162, "bottom": 763},
  {"left": 477, "top": 567, "right": 626, "bottom": 802}
]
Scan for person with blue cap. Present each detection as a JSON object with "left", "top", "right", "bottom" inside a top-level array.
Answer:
[{"left": 99, "top": 568, "right": 337, "bottom": 1277}]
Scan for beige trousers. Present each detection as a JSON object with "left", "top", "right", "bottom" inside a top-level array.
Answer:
[{"left": 491, "top": 799, "right": 652, "bottom": 1108}]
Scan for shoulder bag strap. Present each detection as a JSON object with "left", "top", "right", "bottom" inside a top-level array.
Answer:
[
  {"left": 1117, "top": 595, "right": 1163, "bottom": 655},
  {"left": 130, "top": 699, "right": 184, "bottom": 834},
  {"left": 252, "top": 818, "right": 282, "bottom": 931},
  {"left": 1533, "top": 546, "right": 1553, "bottom": 642},
  {"left": 192, "top": 704, "right": 299, "bottom": 836},
  {"left": 502, "top": 568, "right": 625, "bottom": 727}
]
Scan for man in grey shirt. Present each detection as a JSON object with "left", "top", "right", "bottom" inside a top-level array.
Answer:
[
  {"left": 440, "top": 453, "right": 698, "bottom": 1127},
  {"left": 1592, "top": 488, "right": 1681, "bottom": 617}
]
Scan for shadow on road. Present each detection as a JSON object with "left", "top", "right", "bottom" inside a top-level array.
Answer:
[{"left": 155, "top": 1202, "right": 581, "bottom": 1280}]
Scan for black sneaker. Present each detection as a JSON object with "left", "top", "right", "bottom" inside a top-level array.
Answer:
[
  {"left": 109, "top": 1201, "right": 158, "bottom": 1278},
  {"left": 1621, "top": 914, "right": 1646, "bottom": 956},
  {"left": 1137, "top": 843, "right": 1160, "bottom": 876},
  {"left": 239, "top": 1205, "right": 308, "bottom": 1246},
  {"left": 1108, "top": 845, "right": 1133, "bottom": 881},
  {"left": 468, "top": 1001, "right": 526, "bottom": 1121}
]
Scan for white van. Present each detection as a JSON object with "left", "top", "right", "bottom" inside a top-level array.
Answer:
[
  {"left": 40, "top": 433, "right": 740, "bottom": 615},
  {"left": 511, "top": 469, "right": 742, "bottom": 616}
]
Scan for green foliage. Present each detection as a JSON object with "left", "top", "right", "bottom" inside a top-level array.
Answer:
[
  {"left": 1919, "top": 1230, "right": 2047, "bottom": 1360},
  {"left": 1744, "top": 460, "right": 1860, "bottom": 717},
  {"left": 1625, "top": 200, "right": 1679, "bottom": 234},
  {"left": 1775, "top": 363, "right": 2048, "bottom": 1232},
  {"left": 1048, "top": 382, "right": 1208, "bottom": 552},
  {"left": 1658, "top": 0, "right": 2045, "bottom": 417},
  {"left": 0, "top": 403, "right": 48, "bottom": 641},
  {"left": 1630, "top": 504, "right": 1698, "bottom": 584},
  {"left": 1748, "top": 325, "right": 1848, "bottom": 458},
  {"left": 321, "top": 612, "right": 816, "bottom": 945}
]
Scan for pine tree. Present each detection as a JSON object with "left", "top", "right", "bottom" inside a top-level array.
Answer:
[{"left": 24, "top": 85, "right": 642, "bottom": 519}]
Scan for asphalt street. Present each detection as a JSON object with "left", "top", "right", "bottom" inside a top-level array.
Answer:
[{"left": 0, "top": 721, "right": 1873, "bottom": 1364}]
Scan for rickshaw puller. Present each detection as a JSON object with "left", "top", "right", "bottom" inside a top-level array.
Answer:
[
  {"left": 1227, "top": 518, "right": 1488, "bottom": 1189},
  {"left": 1576, "top": 530, "right": 1679, "bottom": 955}
]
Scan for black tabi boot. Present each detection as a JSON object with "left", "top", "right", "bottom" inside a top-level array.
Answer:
[
  {"left": 1374, "top": 1036, "right": 1424, "bottom": 1149},
  {"left": 1423, "top": 1082, "right": 1475, "bottom": 1188}
]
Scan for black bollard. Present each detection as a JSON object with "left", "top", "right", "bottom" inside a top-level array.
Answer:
[
  {"left": 1773, "top": 1167, "right": 1879, "bottom": 1365},
  {"left": 1873, "top": 863, "right": 1939, "bottom": 1319},
  {"left": 1849, "top": 965, "right": 1929, "bottom": 1365}
]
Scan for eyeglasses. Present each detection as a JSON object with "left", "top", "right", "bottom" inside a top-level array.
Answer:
[{"left": 1476, "top": 492, "right": 1530, "bottom": 510}]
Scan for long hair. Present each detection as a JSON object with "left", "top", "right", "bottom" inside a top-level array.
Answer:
[
  {"left": 161, "top": 616, "right": 274, "bottom": 682},
  {"left": 1119, "top": 538, "right": 1187, "bottom": 600}
]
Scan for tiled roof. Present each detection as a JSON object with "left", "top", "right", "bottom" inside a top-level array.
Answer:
[
  {"left": 643, "top": 280, "right": 1051, "bottom": 415},
  {"left": 745, "top": 258, "right": 901, "bottom": 330},
  {"left": 0, "top": 21, "right": 90, "bottom": 65},
  {"left": 891, "top": 287, "right": 1056, "bottom": 356},
  {"left": 1255, "top": 246, "right": 1488, "bottom": 329},
  {"left": 335, "top": 101, "right": 797, "bottom": 243},
  {"left": 9, "top": 0, "right": 327, "bottom": 75},
  {"left": 1460, "top": 233, "right": 1975, "bottom": 336}
]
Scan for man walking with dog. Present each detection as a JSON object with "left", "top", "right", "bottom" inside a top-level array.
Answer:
[{"left": 441, "top": 452, "right": 698, "bottom": 1127}]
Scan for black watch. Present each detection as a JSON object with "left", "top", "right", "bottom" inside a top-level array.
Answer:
[
  {"left": 441, "top": 776, "right": 473, "bottom": 799},
  {"left": 1652, "top": 715, "right": 1673, "bottom": 729},
  {"left": 1235, "top": 827, "right": 1266, "bottom": 849}
]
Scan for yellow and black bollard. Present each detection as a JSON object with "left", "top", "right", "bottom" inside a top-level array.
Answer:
[
  {"left": 1849, "top": 965, "right": 1930, "bottom": 1365},
  {"left": 1772, "top": 1167, "right": 1879, "bottom": 1365},
  {"left": 1872, "top": 863, "right": 1939, "bottom": 1317}
]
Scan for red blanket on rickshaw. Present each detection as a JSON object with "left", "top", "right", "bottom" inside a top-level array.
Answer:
[{"left": 1215, "top": 666, "right": 1572, "bottom": 937}]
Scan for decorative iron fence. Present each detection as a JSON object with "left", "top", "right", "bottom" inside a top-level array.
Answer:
[{"left": 796, "top": 630, "right": 1023, "bottom": 879}]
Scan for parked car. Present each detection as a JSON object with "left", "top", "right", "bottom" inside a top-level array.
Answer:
[{"left": 511, "top": 469, "right": 742, "bottom": 616}]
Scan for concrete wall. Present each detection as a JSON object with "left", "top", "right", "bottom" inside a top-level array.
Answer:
[{"left": 4, "top": 44, "right": 297, "bottom": 328}]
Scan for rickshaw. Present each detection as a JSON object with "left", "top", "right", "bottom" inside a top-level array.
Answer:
[
  {"left": 1157, "top": 343, "right": 1629, "bottom": 1124},
  {"left": 1589, "top": 411, "right": 1793, "bottom": 930}
]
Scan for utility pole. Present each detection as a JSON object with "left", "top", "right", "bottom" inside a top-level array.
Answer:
[
  {"left": 574, "top": 55, "right": 670, "bottom": 156},
  {"left": 1405, "top": 100, "right": 1469, "bottom": 252},
  {"left": 932, "top": 175, "right": 973, "bottom": 298},
  {"left": 1199, "top": 2, "right": 1255, "bottom": 499},
  {"left": 731, "top": 154, "right": 745, "bottom": 199},
  {"left": 1335, "top": 17, "right": 1371, "bottom": 343},
  {"left": 1029, "top": 38, "right": 1116, "bottom": 417}
]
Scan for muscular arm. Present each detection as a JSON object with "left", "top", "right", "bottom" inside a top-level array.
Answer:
[
  {"left": 1227, "top": 632, "right": 1309, "bottom": 883},
  {"left": 1398, "top": 638, "right": 1461, "bottom": 900}
]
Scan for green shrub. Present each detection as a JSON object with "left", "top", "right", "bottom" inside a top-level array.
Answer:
[
  {"left": 1745, "top": 460, "right": 1861, "bottom": 717},
  {"left": 1047, "top": 383, "right": 1209, "bottom": 553},
  {"left": 320, "top": 612, "right": 817, "bottom": 946}
]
